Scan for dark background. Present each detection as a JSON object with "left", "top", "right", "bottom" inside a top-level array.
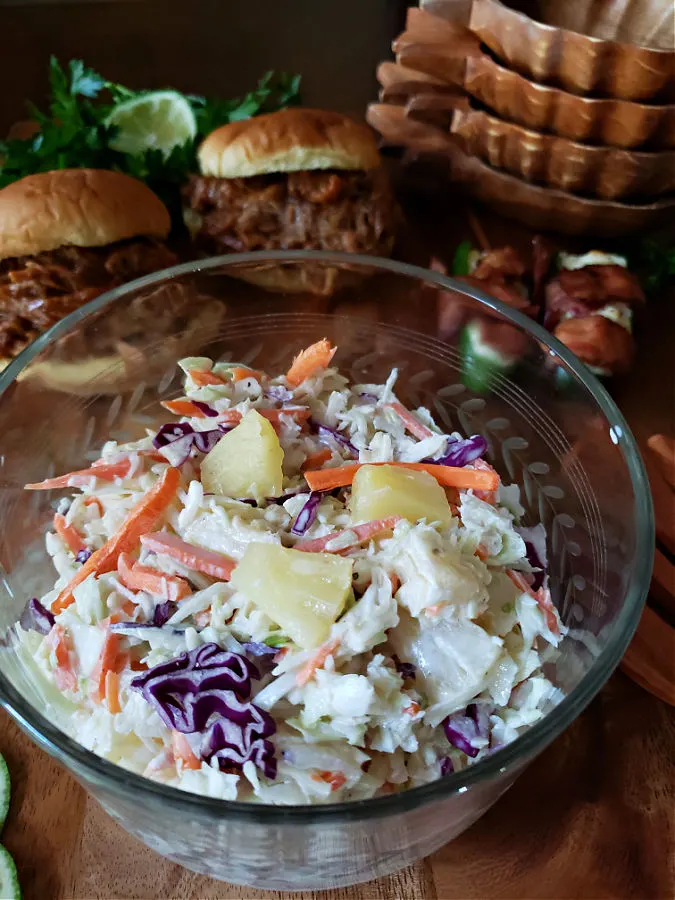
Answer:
[{"left": 0, "top": 0, "right": 406, "bottom": 133}]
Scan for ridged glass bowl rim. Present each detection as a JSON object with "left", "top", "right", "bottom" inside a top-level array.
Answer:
[{"left": 0, "top": 250, "right": 652, "bottom": 824}]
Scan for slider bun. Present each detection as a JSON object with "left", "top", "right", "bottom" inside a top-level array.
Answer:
[
  {"left": 0, "top": 169, "right": 171, "bottom": 261},
  {"left": 198, "top": 108, "right": 381, "bottom": 178}
]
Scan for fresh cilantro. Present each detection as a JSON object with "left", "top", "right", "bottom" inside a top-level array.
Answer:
[
  {"left": 0, "top": 57, "right": 302, "bottom": 208},
  {"left": 625, "top": 238, "right": 675, "bottom": 295},
  {"left": 263, "top": 634, "right": 290, "bottom": 648}
]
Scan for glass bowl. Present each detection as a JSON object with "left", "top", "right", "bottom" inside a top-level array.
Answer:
[{"left": 0, "top": 251, "right": 652, "bottom": 890}]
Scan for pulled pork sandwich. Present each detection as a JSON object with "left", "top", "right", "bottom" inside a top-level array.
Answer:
[
  {"left": 0, "top": 169, "right": 178, "bottom": 364},
  {"left": 183, "top": 108, "right": 398, "bottom": 294}
]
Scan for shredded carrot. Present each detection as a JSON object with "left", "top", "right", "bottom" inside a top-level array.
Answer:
[
  {"left": 194, "top": 609, "right": 211, "bottom": 628},
  {"left": 286, "top": 339, "right": 336, "bottom": 387},
  {"left": 295, "top": 516, "right": 402, "bottom": 554},
  {"left": 506, "top": 569, "right": 559, "bottom": 635},
  {"left": 384, "top": 401, "right": 434, "bottom": 440},
  {"left": 312, "top": 771, "right": 347, "bottom": 791},
  {"left": 25, "top": 459, "right": 132, "bottom": 490},
  {"left": 130, "top": 658, "right": 149, "bottom": 672},
  {"left": 188, "top": 369, "right": 227, "bottom": 387},
  {"left": 45, "top": 624, "right": 77, "bottom": 691},
  {"left": 472, "top": 459, "right": 499, "bottom": 503},
  {"left": 91, "top": 630, "right": 123, "bottom": 703},
  {"left": 139, "top": 449, "right": 172, "bottom": 463},
  {"left": 140, "top": 532, "right": 236, "bottom": 581},
  {"left": 230, "top": 367, "right": 263, "bottom": 383},
  {"left": 389, "top": 573, "right": 401, "bottom": 594},
  {"left": 296, "top": 638, "right": 340, "bottom": 686},
  {"left": 304, "top": 462, "right": 500, "bottom": 493},
  {"left": 121, "top": 598, "right": 137, "bottom": 616},
  {"left": 117, "top": 551, "right": 192, "bottom": 602},
  {"left": 404, "top": 701, "right": 421, "bottom": 717},
  {"left": 161, "top": 399, "right": 212, "bottom": 419},
  {"left": 172, "top": 731, "right": 201, "bottom": 770},
  {"left": 301, "top": 448, "right": 332, "bottom": 471},
  {"left": 260, "top": 408, "right": 311, "bottom": 424},
  {"left": 84, "top": 496, "right": 105, "bottom": 517},
  {"left": 425, "top": 604, "right": 443, "bottom": 617},
  {"left": 105, "top": 670, "right": 121, "bottom": 714},
  {"left": 53, "top": 513, "right": 86, "bottom": 556},
  {"left": 51, "top": 466, "right": 181, "bottom": 613},
  {"left": 475, "top": 543, "right": 490, "bottom": 562}
]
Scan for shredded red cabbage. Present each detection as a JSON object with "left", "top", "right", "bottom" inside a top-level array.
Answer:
[
  {"left": 242, "top": 641, "right": 278, "bottom": 657},
  {"left": 200, "top": 698, "right": 277, "bottom": 779},
  {"left": 392, "top": 655, "right": 416, "bottom": 680},
  {"left": 430, "top": 435, "right": 487, "bottom": 467},
  {"left": 440, "top": 757, "right": 454, "bottom": 777},
  {"left": 265, "top": 385, "right": 293, "bottom": 404},
  {"left": 191, "top": 400, "right": 219, "bottom": 417},
  {"left": 76, "top": 548, "right": 92, "bottom": 564},
  {"left": 443, "top": 703, "right": 491, "bottom": 758},
  {"left": 131, "top": 644, "right": 277, "bottom": 777},
  {"left": 358, "top": 392, "right": 379, "bottom": 402},
  {"left": 29, "top": 598, "right": 55, "bottom": 634},
  {"left": 152, "top": 601, "right": 175, "bottom": 627},
  {"left": 290, "top": 491, "right": 323, "bottom": 536},
  {"left": 310, "top": 419, "right": 357, "bottom": 456},
  {"left": 515, "top": 523, "right": 548, "bottom": 591},
  {"left": 153, "top": 422, "right": 228, "bottom": 467}
]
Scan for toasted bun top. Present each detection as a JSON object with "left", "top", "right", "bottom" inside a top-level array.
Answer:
[
  {"left": 198, "top": 108, "right": 382, "bottom": 178},
  {"left": 0, "top": 169, "right": 171, "bottom": 260}
]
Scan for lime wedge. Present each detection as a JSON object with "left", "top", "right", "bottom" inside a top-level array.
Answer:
[
  {"left": 105, "top": 90, "right": 197, "bottom": 157},
  {"left": 0, "top": 754, "right": 9, "bottom": 833},
  {"left": 0, "top": 845, "right": 20, "bottom": 900}
]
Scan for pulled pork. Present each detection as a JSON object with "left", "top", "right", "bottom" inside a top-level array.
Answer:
[
  {"left": 183, "top": 169, "right": 398, "bottom": 257},
  {"left": 0, "top": 238, "right": 178, "bottom": 359}
]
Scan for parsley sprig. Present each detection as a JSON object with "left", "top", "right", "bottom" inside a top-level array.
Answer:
[{"left": 0, "top": 57, "right": 302, "bottom": 210}]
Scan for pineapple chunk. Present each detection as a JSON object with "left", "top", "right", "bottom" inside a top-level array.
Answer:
[
  {"left": 350, "top": 464, "right": 451, "bottom": 525},
  {"left": 200, "top": 409, "right": 283, "bottom": 501},
  {"left": 230, "top": 543, "right": 353, "bottom": 649}
]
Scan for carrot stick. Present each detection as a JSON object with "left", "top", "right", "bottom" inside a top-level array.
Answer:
[
  {"left": 260, "top": 408, "right": 311, "bottom": 424},
  {"left": 45, "top": 624, "right": 77, "bottom": 692},
  {"left": 302, "top": 448, "right": 332, "bottom": 471},
  {"left": 172, "top": 731, "right": 201, "bottom": 770},
  {"left": 84, "top": 496, "right": 105, "bottom": 516},
  {"left": 506, "top": 569, "right": 560, "bottom": 635},
  {"left": 51, "top": 466, "right": 181, "bottom": 613},
  {"left": 296, "top": 638, "right": 340, "bottom": 686},
  {"left": 25, "top": 459, "right": 132, "bottom": 490},
  {"left": 384, "top": 401, "right": 434, "bottom": 440},
  {"left": 117, "top": 551, "right": 192, "bottom": 602},
  {"left": 295, "top": 516, "right": 402, "bottom": 553},
  {"left": 286, "top": 339, "right": 336, "bottom": 387},
  {"left": 304, "top": 462, "right": 500, "bottom": 493},
  {"left": 188, "top": 369, "right": 227, "bottom": 387},
  {"left": 91, "top": 630, "right": 122, "bottom": 703},
  {"left": 140, "top": 532, "right": 236, "bottom": 581},
  {"left": 105, "top": 670, "right": 122, "bottom": 714},
  {"left": 312, "top": 771, "right": 347, "bottom": 791},
  {"left": 161, "top": 399, "right": 213, "bottom": 419},
  {"left": 230, "top": 367, "right": 263, "bottom": 383},
  {"left": 472, "top": 458, "right": 499, "bottom": 503},
  {"left": 53, "top": 513, "right": 86, "bottom": 556}
]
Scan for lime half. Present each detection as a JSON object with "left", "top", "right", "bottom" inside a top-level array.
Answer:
[
  {"left": 0, "top": 845, "right": 20, "bottom": 900},
  {"left": 0, "top": 754, "right": 9, "bottom": 834},
  {"left": 106, "top": 90, "right": 197, "bottom": 157}
]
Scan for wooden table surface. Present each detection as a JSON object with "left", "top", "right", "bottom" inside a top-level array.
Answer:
[
  {"left": 1, "top": 3, "right": 675, "bottom": 897},
  {"left": 1, "top": 196, "right": 674, "bottom": 900}
]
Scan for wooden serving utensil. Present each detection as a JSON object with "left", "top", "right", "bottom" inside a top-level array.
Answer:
[{"left": 620, "top": 434, "right": 675, "bottom": 705}]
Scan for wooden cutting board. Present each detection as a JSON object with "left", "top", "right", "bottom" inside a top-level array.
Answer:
[{"left": 2, "top": 671, "right": 674, "bottom": 900}]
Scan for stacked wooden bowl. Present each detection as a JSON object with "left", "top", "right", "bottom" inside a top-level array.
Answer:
[{"left": 367, "top": 0, "right": 675, "bottom": 236}]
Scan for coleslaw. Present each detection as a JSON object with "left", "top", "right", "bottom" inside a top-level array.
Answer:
[{"left": 17, "top": 340, "right": 565, "bottom": 804}]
